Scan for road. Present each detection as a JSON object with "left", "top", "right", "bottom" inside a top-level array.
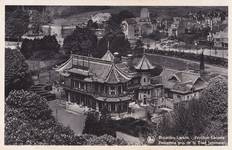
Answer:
[
  {"left": 146, "top": 53, "right": 228, "bottom": 77},
  {"left": 48, "top": 100, "right": 87, "bottom": 135},
  {"left": 143, "top": 39, "right": 228, "bottom": 59}
]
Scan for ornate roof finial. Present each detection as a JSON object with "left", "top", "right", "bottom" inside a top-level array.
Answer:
[
  {"left": 101, "top": 41, "right": 115, "bottom": 62},
  {"left": 107, "top": 40, "right": 110, "bottom": 51}
]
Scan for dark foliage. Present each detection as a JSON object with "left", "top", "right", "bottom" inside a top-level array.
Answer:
[
  {"left": 201, "top": 76, "right": 227, "bottom": 136},
  {"left": 133, "top": 40, "right": 144, "bottom": 57},
  {"left": 146, "top": 31, "right": 167, "bottom": 41},
  {"left": 5, "top": 8, "right": 29, "bottom": 40},
  {"left": 63, "top": 27, "right": 98, "bottom": 56},
  {"left": 20, "top": 35, "right": 60, "bottom": 59},
  {"left": 5, "top": 90, "right": 126, "bottom": 145},
  {"left": 107, "top": 10, "right": 134, "bottom": 32},
  {"left": 96, "top": 32, "right": 131, "bottom": 58},
  {"left": 83, "top": 112, "right": 153, "bottom": 138},
  {"left": 158, "top": 99, "right": 208, "bottom": 137},
  {"left": 5, "top": 49, "right": 32, "bottom": 96}
]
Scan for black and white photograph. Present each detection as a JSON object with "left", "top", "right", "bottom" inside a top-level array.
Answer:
[{"left": 5, "top": 5, "right": 228, "bottom": 145}]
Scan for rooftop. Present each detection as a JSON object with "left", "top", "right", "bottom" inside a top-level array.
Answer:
[
  {"left": 160, "top": 68, "right": 207, "bottom": 93},
  {"left": 101, "top": 50, "right": 115, "bottom": 62},
  {"left": 55, "top": 54, "right": 136, "bottom": 84},
  {"left": 134, "top": 54, "right": 155, "bottom": 70}
]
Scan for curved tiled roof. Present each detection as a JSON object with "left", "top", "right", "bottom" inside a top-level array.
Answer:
[
  {"left": 104, "top": 63, "right": 132, "bottom": 84},
  {"left": 56, "top": 54, "right": 136, "bottom": 84}
]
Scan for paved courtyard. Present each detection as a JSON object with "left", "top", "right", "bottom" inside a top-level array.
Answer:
[{"left": 48, "top": 100, "right": 87, "bottom": 135}]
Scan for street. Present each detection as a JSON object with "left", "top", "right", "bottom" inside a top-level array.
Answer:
[
  {"left": 146, "top": 53, "right": 228, "bottom": 77},
  {"left": 48, "top": 100, "right": 87, "bottom": 135}
]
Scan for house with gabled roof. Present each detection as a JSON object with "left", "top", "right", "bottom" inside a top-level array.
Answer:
[{"left": 159, "top": 68, "right": 208, "bottom": 107}]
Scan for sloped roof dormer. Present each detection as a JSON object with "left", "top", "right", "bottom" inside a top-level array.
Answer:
[
  {"left": 134, "top": 54, "right": 155, "bottom": 71},
  {"left": 101, "top": 50, "right": 115, "bottom": 62}
]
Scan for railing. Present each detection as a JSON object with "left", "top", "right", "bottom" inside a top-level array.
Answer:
[{"left": 62, "top": 84, "right": 130, "bottom": 98}]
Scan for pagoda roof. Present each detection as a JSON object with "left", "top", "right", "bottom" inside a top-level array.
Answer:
[
  {"left": 104, "top": 63, "right": 132, "bottom": 84},
  {"left": 101, "top": 50, "right": 115, "bottom": 62},
  {"left": 134, "top": 54, "right": 155, "bottom": 70},
  {"left": 55, "top": 54, "right": 136, "bottom": 84}
]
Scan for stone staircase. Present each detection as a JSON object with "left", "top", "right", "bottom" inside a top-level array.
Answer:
[{"left": 30, "top": 83, "right": 56, "bottom": 101}]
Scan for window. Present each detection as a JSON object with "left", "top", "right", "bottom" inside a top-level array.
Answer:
[
  {"left": 112, "top": 104, "right": 115, "bottom": 112},
  {"left": 144, "top": 78, "right": 146, "bottom": 83},
  {"left": 144, "top": 96, "right": 147, "bottom": 104},
  {"left": 111, "top": 91, "right": 116, "bottom": 95},
  {"left": 168, "top": 92, "right": 173, "bottom": 99},
  {"left": 110, "top": 86, "right": 116, "bottom": 95},
  {"left": 118, "top": 86, "right": 122, "bottom": 95}
]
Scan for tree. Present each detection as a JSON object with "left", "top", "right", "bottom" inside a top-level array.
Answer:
[
  {"left": 173, "top": 99, "right": 208, "bottom": 136},
  {"left": 133, "top": 39, "right": 144, "bottom": 57},
  {"left": 200, "top": 76, "right": 227, "bottom": 136},
  {"left": 41, "top": 35, "right": 60, "bottom": 52},
  {"left": 158, "top": 99, "right": 208, "bottom": 137},
  {"left": 82, "top": 134, "right": 127, "bottom": 145},
  {"left": 5, "top": 90, "right": 77, "bottom": 145},
  {"left": 96, "top": 32, "right": 131, "bottom": 57},
  {"left": 20, "top": 35, "right": 60, "bottom": 59},
  {"left": 5, "top": 8, "right": 29, "bottom": 40},
  {"left": 118, "top": 10, "right": 135, "bottom": 21},
  {"left": 63, "top": 27, "right": 98, "bottom": 55},
  {"left": 146, "top": 30, "right": 166, "bottom": 41},
  {"left": 5, "top": 49, "right": 32, "bottom": 96},
  {"left": 83, "top": 111, "right": 100, "bottom": 135},
  {"left": 5, "top": 90, "right": 126, "bottom": 145},
  {"left": 20, "top": 39, "right": 34, "bottom": 59},
  {"left": 158, "top": 112, "right": 174, "bottom": 136},
  {"left": 107, "top": 10, "right": 134, "bottom": 32}
]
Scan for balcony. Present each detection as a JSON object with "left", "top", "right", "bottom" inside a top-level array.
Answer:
[{"left": 61, "top": 83, "right": 131, "bottom": 98}]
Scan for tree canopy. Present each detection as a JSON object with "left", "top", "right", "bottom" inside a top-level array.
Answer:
[
  {"left": 158, "top": 99, "right": 208, "bottom": 137},
  {"left": 200, "top": 76, "right": 227, "bottom": 136},
  {"left": 96, "top": 32, "right": 131, "bottom": 58},
  {"left": 107, "top": 10, "right": 135, "bottom": 32},
  {"left": 63, "top": 27, "right": 98, "bottom": 56},
  {"left": 157, "top": 76, "right": 228, "bottom": 139},
  {"left": 5, "top": 49, "right": 32, "bottom": 96},
  {"left": 20, "top": 35, "right": 60, "bottom": 59},
  {"left": 5, "top": 90, "right": 127, "bottom": 145},
  {"left": 5, "top": 8, "right": 29, "bottom": 40}
]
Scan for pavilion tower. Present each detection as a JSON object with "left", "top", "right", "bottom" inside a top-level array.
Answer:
[{"left": 134, "top": 54, "right": 155, "bottom": 105}]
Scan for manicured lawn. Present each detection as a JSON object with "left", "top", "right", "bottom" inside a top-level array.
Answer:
[{"left": 48, "top": 100, "right": 87, "bottom": 135}]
